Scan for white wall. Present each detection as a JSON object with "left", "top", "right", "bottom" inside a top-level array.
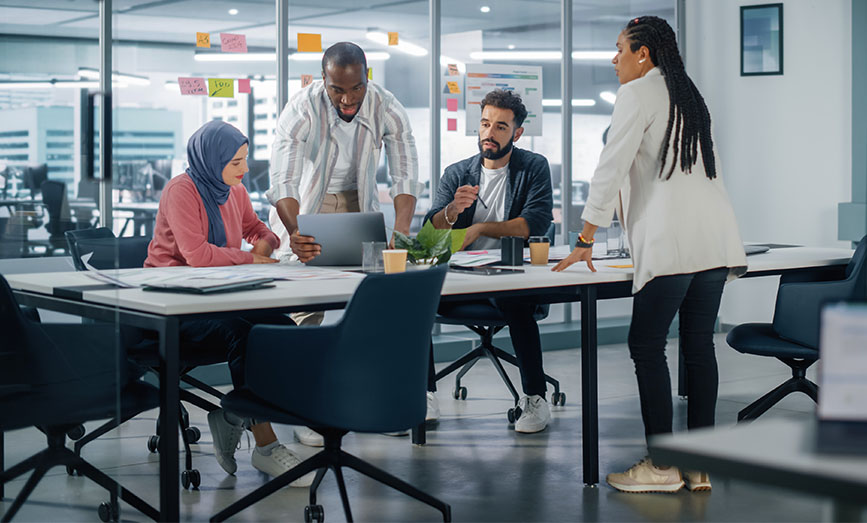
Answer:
[{"left": 686, "top": 0, "right": 852, "bottom": 325}]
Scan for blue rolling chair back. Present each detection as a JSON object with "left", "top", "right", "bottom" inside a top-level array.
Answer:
[
  {"left": 726, "top": 236, "right": 867, "bottom": 421},
  {"left": 212, "top": 267, "right": 451, "bottom": 522},
  {"left": 0, "top": 275, "right": 159, "bottom": 522},
  {"left": 435, "top": 223, "right": 564, "bottom": 423},
  {"left": 65, "top": 227, "right": 152, "bottom": 271}
]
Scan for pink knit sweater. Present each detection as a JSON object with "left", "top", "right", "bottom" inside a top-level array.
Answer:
[{"left": 144, "top": 174, "right": 279, "bottom": 267}]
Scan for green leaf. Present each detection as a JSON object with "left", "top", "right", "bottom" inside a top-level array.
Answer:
[
  {"left": 393, "top": 231, "right": 413, "bottom": 250},
  {"left": 450, "top": 228, "right": 467, "bottom": 253},
  {"left": 416, "top": 221, "right": 439, "bottom": 248}
]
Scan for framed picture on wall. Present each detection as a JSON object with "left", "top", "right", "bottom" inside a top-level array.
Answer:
[{"left": 741, "top": 3, "right": 783, "bottom": 76}]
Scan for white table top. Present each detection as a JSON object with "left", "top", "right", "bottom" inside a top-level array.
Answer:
[{"left": 6, "top": 246, "right": 853, "bottom": 317}]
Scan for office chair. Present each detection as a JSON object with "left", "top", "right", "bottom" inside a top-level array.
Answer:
[
  {"left": 40, "top": 180, "right": 78, "bottom": 254},
  {"left": 211, "top": 268, "right": 451, "bottom": 523},
  {"left": 0, "top": 275, "right": 160, "bottom": 522},
  {"left": 435, "top": 224, "right": 564, "bottom": 422},
  {"left": 726, "top": 236, "right": 867, "bottom": 421},
  {"left": 64, "top": 227, "right": 225, "bottom": 489}
]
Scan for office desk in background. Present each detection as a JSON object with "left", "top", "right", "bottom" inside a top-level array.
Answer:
[{"left": 3, "top": 246, "right": 853, "bottom": 520}]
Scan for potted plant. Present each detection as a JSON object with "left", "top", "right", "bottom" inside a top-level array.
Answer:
[{"left": 393, "top": 221, "right": 466, "bottom": 266}]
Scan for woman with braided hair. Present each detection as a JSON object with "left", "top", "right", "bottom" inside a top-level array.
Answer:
[{"left": 554, "top": 16, "right": 747, "bottom": 493}]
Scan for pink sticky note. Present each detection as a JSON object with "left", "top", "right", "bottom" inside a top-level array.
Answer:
[
  {"left": 446, "top": 98, "right": 458, "bottom": 112},
  {"left": 238, "top": 78, "right": 251, "bottom": 93},
  {"left": 447, "top": 118, "right": 457, "bottom": 131},
  {"left": 178, "top": 77, "right": 207, "bottom": 95},
  {"left": 220, "top": 33, "right": 247, "bottom": 53}
]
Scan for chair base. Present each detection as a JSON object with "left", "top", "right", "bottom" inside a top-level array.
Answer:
[
  {"left": 0, "top": 427, "right": 158, "bottom": 522},
  {"left": 738, "top": 357, "right": 818, "bottom": 422},
  {"left": 210, "top": 430, "right": 451, "bottom": 523}
]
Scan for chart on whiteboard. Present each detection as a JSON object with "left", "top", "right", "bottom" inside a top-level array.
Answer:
[{"left": 464, "top": 64, "right": 543, "bottom": 136}]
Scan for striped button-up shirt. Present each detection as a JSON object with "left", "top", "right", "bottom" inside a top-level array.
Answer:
[{"left": 267, "top": 80, "right": 423, "bottom": 256}]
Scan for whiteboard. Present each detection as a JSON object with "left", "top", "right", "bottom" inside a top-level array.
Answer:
[{"left": 464, "top": 64, "right": 543, "bottom": 137}]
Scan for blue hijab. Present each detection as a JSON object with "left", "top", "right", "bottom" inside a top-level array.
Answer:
[{"left": 185, "top": 120, "right": 248, "bottom": 247}]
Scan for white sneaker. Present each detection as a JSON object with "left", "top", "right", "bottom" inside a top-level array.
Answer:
[
  {"left": 606, "top": 457, "right": 684, "bottom": 493},
  {"left": 207, "top": 409, "right": 244, "bottom": 475},
  {"left": 426, "top": 392, "right": 440, "bottom": 423},
  {"left": 294, "top": 426, "right": 324, "bottom": 447},
  {"left": 514, "top": 395, "right": 551, "bottom": 433},
  {"left": 251, "top": 444, "right": 316, "bottom": 488},
  {"left": 683, "top": 470, "right": 712, "bottom": 492}
]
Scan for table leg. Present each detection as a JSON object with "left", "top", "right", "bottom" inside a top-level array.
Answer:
[
  {"left": 158, "top": 318, "right": 180, "bottom": 521},
  {"left": 580, "top": 286, "right": 599, "bottom": 486}
]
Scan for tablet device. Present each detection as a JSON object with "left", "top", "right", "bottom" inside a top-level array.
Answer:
[
  {"left": 297, "top": 212, "right": 388, "bottom": 266},
  {"left": 449, "top": 266, "right": 524, "bottom": 275}
]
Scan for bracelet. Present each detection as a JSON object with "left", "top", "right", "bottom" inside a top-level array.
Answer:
[
  {"left": 575, "top": 233, "right": 595, "bottom": 248},
  {"left": 444, "top": 204, "right": 458, "bottom": 226}
]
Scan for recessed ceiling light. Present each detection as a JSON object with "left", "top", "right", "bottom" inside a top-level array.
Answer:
[
  {"left": 228, "top": 8, "right": 238, "bottom": 15},
  {"left": 480, "top": 6, "right": 491, "bottom": 13},
  {"left": 507, "top": 44, "right": 515, "bottom": 50}
]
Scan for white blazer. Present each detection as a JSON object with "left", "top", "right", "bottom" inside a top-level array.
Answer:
[{"left": 582, "top": 67, "right": 747, "bottom": 293}]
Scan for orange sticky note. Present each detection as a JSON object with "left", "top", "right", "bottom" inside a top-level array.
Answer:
[
  {"left": 367, "top": 67, "right": 373, "bottom": 80},
  {"left": 447, "top": 63, "right": 459, "bottom": 76},
  {"left": 446, "top": 81, "right": 460, "bottom": 94},
  {"left": 388, "top": 32, "right": 399, "bottom": 45},
  {"left": 301, "top": 74, "right": 313, "bottom": 88},
  {"left": 297, "top": 33, "right": 322, "bottom": 52},
  {"left": 196, "top": 32, "right": 210, "bottom": 48},
  {"left": 608, "top": 264, "right": 633, "bottom": 269}
]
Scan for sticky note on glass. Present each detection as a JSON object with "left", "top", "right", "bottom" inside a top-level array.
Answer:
[
  {"left": 446, "top": 81, "right": 460, "bottom": 94},
  {"left": 388, "top": 32, "right": 399, "bottom": 45},
  {"left": 220, "top": 33, "right": 247, "bottom": 53},
  {"left": 446, "top": 98, "right": 458, "bottom": 112},
  {"left": 367, "top": 67, "right": 373, "bottom": 80},
  {"left": 608, "top": 264, "right": 633, "bottom": 269},
  {"left": 447, "top": 63, "right": 459, "bottom": 76},
  {"left": 297, "top": 33, "right": 322, "bottom": 52},
  {"left": 178, "top": 77, "right": 207, "bottom": 95},
  {"left": 196, "top": 32, "right": 210, "bottom": 48},
  {"left": 301, "top": 74, "right": 313, "bottom": 88},
  {"left": 208, "top": 78, "right": 234, "bottom": 98},
  {"left": 237, "top": 78, "right": 251, "bottom": 93},
  {"left": 447, "top": 118, "right": 457, "bottom": 131}
]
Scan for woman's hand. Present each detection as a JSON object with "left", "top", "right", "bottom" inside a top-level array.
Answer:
[
  {"left": 252, "top": 253, "right": 278, "bottom": 264},
  {"left": 250, "top": 239, "right": 273, "bottom": 257},
  {"left": 551, "top": 247, "right": 595, "bottom": 272}
]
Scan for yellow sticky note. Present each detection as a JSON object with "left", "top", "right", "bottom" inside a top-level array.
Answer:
[
  {"left": 297, "top": 33, "right": 322, "bottom": 52},
  {"left": 608, "top": 264, "right": 633, "bottom": 269},
  {"left": 196, "top": 32, "right": 210, "bottom": 48},
  {"left": 367, "top": 67, "right": 373, "bottom": 80},
  {"left": 446, "top": 81, "right": 460, "bottom": 94},
  {"left": 388, "top": 32, "right": 399, "bottom": 45},
  {"left": 208, "top": 78, "right": 234, "bottom": 98}
]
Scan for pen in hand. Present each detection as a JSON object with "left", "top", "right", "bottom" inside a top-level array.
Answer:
[{"left": 475, "top": 190, "right": 488, "bottom": 209}]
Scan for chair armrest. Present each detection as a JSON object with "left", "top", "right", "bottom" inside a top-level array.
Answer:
[{"left": 773, "top": 279, "right": 858, "bottom": 348}]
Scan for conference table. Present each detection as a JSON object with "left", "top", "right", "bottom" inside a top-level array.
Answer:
[{"left": 2, "top": 246, "right": 853, "bottom": 521}]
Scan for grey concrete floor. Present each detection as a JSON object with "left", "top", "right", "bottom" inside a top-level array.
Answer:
[{"left": 2, "top": 334, "right": 860, "bottom": 522}]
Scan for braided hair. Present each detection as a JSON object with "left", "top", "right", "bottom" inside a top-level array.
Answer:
[{"left": 624, "top": 16, "right": 716, "bottom": 180}]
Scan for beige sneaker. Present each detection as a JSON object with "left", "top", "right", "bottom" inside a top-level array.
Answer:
[
  {"left": 683, "top": 470, "right": 712, "bottom": 492},
  {"left": 606, "top": 458, "right": 684, "bottom": 493}
]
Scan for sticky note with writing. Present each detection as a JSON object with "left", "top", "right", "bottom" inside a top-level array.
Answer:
[
  {"left": 220, "top": 33, "right": 247, "bottom": 53},
  {"left": 446, "top": 98, "right": 458, "bottom": 112},
  {"left": 178, "top": 77, "right": 207, "bottom": 95},
  {"left": 208, "top": 78, "right": 234, "bottom": 98},
  {"left": 448, "top": 63, "right": 459, "bottom": 76},
  {"left": 446, "top": 81, "right": 460, "bottom": 94},
  {"left": 196, "top": 32, "right": 210, "bottom": 48},
  {"left": 367, "top": 67, "right": 373, "bottom": 80},
  {"left": 301, "top": 74, "right": 313, "bottom": 88},
  {"left": 237, "top": 79, "right": 251, "bottom": 93},
  {"left": 388, "top": 32, "right": 399, "bottom": 45},
  {"left": 297, "top": 33, "right": 322, "bottom": 52},
  {"left": 447, "top": 118, "right": 457, "bottom": 131}
]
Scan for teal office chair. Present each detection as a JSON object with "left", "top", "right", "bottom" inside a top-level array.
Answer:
[
  {"left": 211, "top": 268, "right": 451, "bottom": 523},
  {"left": 726, "top": 236, "right": 867, "bottom": 421}
]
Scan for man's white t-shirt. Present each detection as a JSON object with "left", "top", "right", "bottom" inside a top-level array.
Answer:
[
  {"left": 469, "top": 164, "right": 509, "bottom": 250},
  {"left": 326, "top": 118, "right": 360, "bottom": 193}
]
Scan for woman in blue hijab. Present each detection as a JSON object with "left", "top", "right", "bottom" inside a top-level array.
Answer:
[{"left": 145, "top": 120, "right": 313, "bottom": 486}]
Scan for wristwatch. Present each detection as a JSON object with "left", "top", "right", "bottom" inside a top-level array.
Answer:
[{"left": 574, "top": 233, "right": 594, "bottom": 248}]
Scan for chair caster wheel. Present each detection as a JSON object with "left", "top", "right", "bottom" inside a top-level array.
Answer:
[
  {"left": 98, "top": 501, "right": 118, "bottom": 522},
  {"left": 66, "top": 464, "right": 80, "bottom": 476},
  {"left": 452, "top": 386, "right": 467, "bottom": 400},
  {"left": 66, "top": 424, "right": 86, "bottom": 441},
  {"left": 181, "top": 469, "right": 201, "bottom": 489},
  {"left": 552, "top": 392, "right": 566, "bottom": 406},
  {"left": 507, "top": 406, "right": 522, "bottom": 423},
  {"left": 147, "top": 435, "right": 160, "bottom": 453},
  {"left": 304, "top": 504, "right": 324, "bottom": 523},
  {"left": 184, "top": 426, "right": 201, "bottom": 443}
]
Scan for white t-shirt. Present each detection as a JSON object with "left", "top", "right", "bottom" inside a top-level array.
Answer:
[
  {"left": 469, "top": 164, "right": 509, "bottom": 250},
  {"left": 326, "top": 118, "right": 360, "bottom": 193}
]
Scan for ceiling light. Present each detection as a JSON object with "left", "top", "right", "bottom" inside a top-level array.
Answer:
[
  {"left": 366, "top": 32, "right": 428, "bottom": 56},
  {"left": 599, "top": 91, "right": 616, "bottom": 104},
  {"left": 572, "top": 51, "right": 616, "bottom": 60},
  {"left": 195, "top": 51, "right": 389, "bottom": 63},
  {"left": 507, "top": 44, "right": 515, "bottom": 50},
  {"left": 469, "top": 50, "right": 616, "bottom": 61},
  {"left": 78, "top": 67, "right": 150, "bottom": 86},
  {"left": 542, "top": 99, "right": 596, "bottom": 107},
  {"left": 0, "top": 80, "right": 127, "bottom": 89},
  {"left": 228, "top": 8, "right": 238, "bottom": 15},
  {"left": 480, "top": 6, "right": 491, "bottom": 13}
]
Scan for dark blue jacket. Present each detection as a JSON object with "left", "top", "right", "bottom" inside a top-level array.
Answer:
[{"left": 423, "top": 147, "right": 554, "bottom": 238}]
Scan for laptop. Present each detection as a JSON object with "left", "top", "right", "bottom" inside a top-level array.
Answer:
[{"left": 297, "top": 212, "right": 387, "bottom": 266}]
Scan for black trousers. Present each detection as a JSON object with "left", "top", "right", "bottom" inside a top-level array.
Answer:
[{"left": 627, "top": 267, "right": 728, "bottom": 442}]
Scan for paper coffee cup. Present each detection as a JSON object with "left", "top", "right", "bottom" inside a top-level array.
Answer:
[{"left": 382, "top": 249, "right": 408, "bottom": 274}]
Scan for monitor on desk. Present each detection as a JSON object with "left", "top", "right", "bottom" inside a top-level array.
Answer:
[{"left": 22, "top": 164, "right": 48, "bottom": 197}]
